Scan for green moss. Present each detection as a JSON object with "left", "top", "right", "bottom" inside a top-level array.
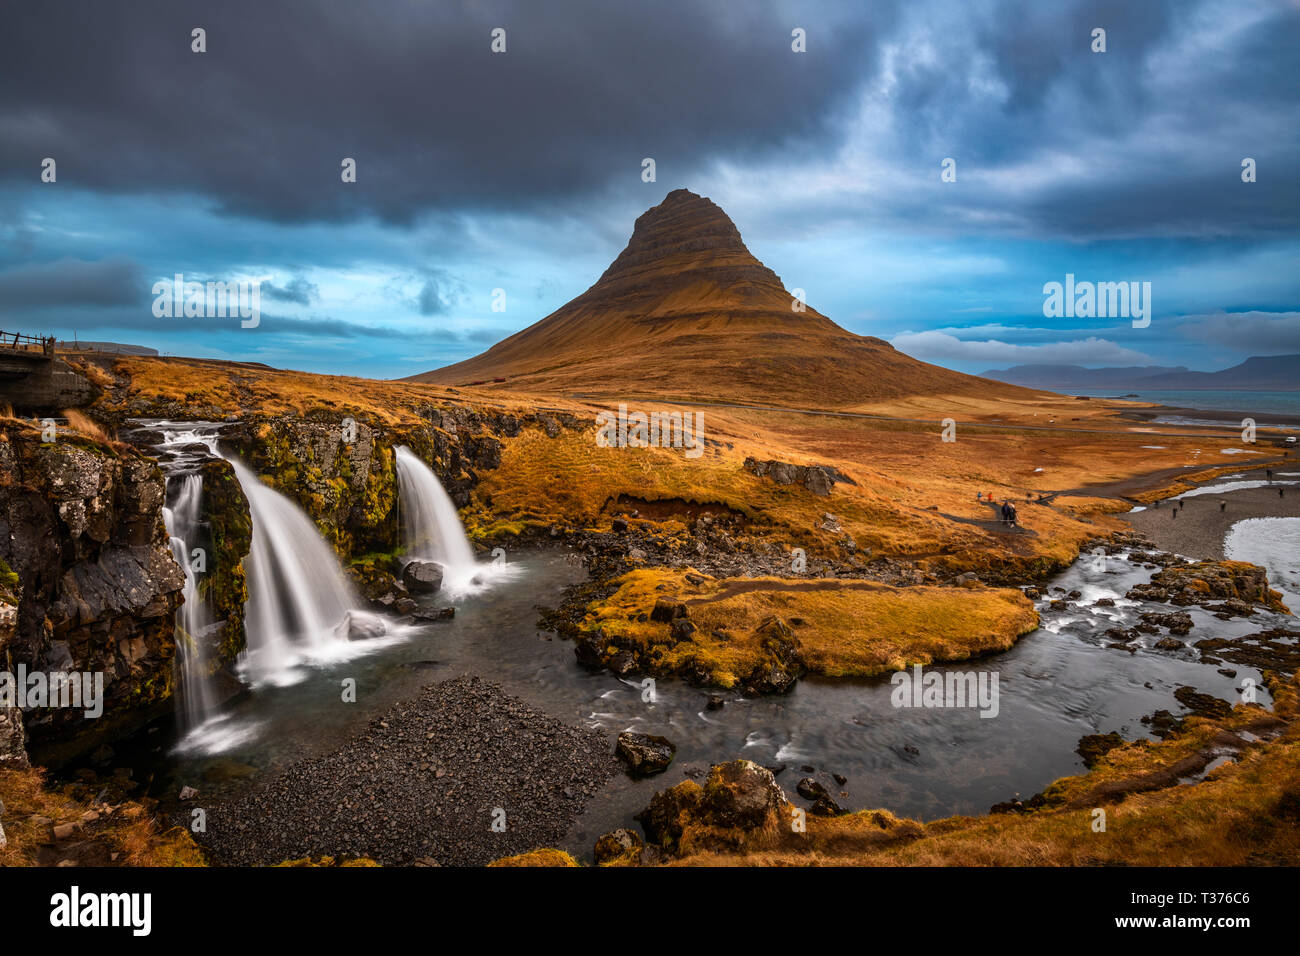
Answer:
[{"left": 199, "top": 458, "right": 252, "bottom": 663}]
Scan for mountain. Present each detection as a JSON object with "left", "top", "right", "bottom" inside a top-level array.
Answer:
[
  {"left": 409, "top": 189, "right": 1040, "bottom": 409},
  {"left": 980, "top": 364, "right": 1189, "bottom": 390},
  {"left": 984, "top": 355, "right": 1299, "bottom": 392}
]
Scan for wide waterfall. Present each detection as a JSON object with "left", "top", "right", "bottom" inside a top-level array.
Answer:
[
  {"left": 394, "top": 445, "right": 490, "bottom": 592},
  {"left": 231, "top": 458, "right": 389, "bottom": 686}
]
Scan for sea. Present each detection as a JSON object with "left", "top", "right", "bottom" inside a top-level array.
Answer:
[{"left": 1070, "top": 388, "right": 1300, "bottom": 418}]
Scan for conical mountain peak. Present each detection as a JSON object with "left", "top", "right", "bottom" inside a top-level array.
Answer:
[
  {"left": 590, "top": 189, "right": 781, "bottom": 293},
  {"left": 411, "top": 190, "right": 1027, "bottom": 409}
]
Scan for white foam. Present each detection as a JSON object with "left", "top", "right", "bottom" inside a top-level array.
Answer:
[{"left": 1225, "top": 517, "right": 1300, "bottom": 612}]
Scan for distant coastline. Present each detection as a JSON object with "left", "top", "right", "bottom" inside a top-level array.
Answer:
[{"left": 1102, "top": 389, "right": 1300, "bottom": 426}]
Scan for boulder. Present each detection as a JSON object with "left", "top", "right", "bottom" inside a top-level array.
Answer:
[
  {"left": 1127, "top": 560, "right": 1287, "bottom": 612},
  {"left": 649, "top": 599, "right": 688, "bottom": 623},
  {"left": 700, "top": 760, "right": 789, "bottom": 829},
  {"left": 593, "top": 828, "right": 644, "bottom": 865},
  {"left": 1141, "top": 610, "right": 1194, "bottom": 635},
  {"left": 742, "top": 457, "right": 854, "bottom": 496},
  {"left": 616, "top": 732, "right": 676, "bottom": 777},
  {"left": 401, "top": 560, "right": 445, "bottom": 594}
]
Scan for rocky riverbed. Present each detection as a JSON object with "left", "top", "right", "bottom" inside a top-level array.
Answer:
[{"left": 191, "top": 675, "right": 619, "bottom": 866}]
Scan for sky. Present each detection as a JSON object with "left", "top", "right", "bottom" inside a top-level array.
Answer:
[{"left": 1, "top": 0, "right": 1297, "bottom": 379}]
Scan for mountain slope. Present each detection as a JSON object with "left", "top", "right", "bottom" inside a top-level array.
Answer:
[{"left": 409, "top": 189, "right": 1041, "bottom": 409}]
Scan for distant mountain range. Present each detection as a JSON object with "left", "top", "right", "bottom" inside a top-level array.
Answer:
[{"left": 981, "top": 355, "right": 1299, "bottom": 392}]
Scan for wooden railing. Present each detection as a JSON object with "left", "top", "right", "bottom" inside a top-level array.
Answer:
[{"left": 0, "top": 331, "right": 55, "bottom": 355}]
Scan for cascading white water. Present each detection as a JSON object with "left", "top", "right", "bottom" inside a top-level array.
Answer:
[
  {"left": 394, "top": 445, "right": 483, "bottom": 590},
  {"left": 230, "top": 458, "right": 385, "bottom": 685},
  {"left": 163, "top": 474, "right": 217, "bottom": 730}
]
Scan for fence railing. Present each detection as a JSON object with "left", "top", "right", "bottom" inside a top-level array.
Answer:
[{"left": 0, "top": 331, "right": 55, "bottom": 354}]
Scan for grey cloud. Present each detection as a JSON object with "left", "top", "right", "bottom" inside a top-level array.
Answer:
[
  {"left": 263, "top": 276, "right": 319, "bottom": 306},
  {"left": 416, "top": 270, "right": 467, "bottom": 317},
  {"left": 0, "top": 257, "right": 142, "bottom": 308},
  {"left": 1176, "top": 311, "right": 1300, "bottom": 353}
]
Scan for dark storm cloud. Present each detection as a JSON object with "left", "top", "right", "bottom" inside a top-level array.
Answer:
[
  {"left": 0, "top": 0, "right": 884, "bottom": 224},
  {"left": 0, "top": 257, "right": 143, "bottom": 307}
]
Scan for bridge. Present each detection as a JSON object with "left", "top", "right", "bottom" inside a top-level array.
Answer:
[{"left": 0, "top": 330, "right": 95, "bottom": 412}]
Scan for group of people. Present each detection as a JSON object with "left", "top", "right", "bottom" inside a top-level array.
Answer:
[{"left": 975, "top": 491, "right": 1018, "bottom": 527}]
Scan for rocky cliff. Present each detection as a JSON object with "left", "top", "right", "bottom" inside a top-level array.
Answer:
[
  {"left": 0, "top": 424, "right": 184, "bottom": 755},
  {"left": 220, "top": 404, "right": 571, "bottom": 562}
]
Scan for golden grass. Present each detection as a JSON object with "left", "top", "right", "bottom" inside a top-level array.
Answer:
[
  {"left": 582, "top": 568, "right": 1038, "bottom": 684},
  {"left": 61, "top": 408, "right": 114, "bottom": 443},
  {"left": 0, "top": 766, "right": 206, "bottom": 867},
  {"left": 487, "top": 848, "right": 581, "bottom": 867}
]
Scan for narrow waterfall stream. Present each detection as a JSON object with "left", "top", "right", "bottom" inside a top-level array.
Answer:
[
  {"left": 394, "top": 444, "right": 516, "bottom": 593},
  {"left": 163, "top": 474, "right": 217, "bottom": 731}
]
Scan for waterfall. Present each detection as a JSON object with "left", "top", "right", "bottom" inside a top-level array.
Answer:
[
  {"left": 230, "top": 458, "right": 387, "bottom": 686},
  {"left": 143, "top": 419, "right": 397, "bottom": 715},
  {"left": 162, "top": 474, "right": 217, "bottom": 730},
  {"left": 394, "top": 445, "right": 483, "bottom": 590}
]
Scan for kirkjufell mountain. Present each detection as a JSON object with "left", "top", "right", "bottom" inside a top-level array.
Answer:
[{"left": 410, "top": 189, "right": 1036, "bottom": 408}]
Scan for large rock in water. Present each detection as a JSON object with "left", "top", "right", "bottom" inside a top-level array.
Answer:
[
  {"left": 401, "top": 560, "right": 445, "bottom": 594},
  {"left": 1127, "top": 560, "right": 1288, "bottom": 613},
  {"left": 615, "top": 732, "right": 676, "bottom": 776},
  {"left": 0, "top": 424, "right": 185, "bottom": 750}
]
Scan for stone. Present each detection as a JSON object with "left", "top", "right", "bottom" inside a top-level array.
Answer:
[
  {"left": 616, "top": 732, "right": 676, "bottom": 777},
  {"left": 401, "top": 560, "right": 445, "bottom": 594},
  {"left": 649, "top": 599, "right": 688, "bottom": 623},
  {"left": 346, "top": 614, "right": 387, "bottom": 641},
  {"left": 593, "top": 827, "right": 644, "bottom": 864}
]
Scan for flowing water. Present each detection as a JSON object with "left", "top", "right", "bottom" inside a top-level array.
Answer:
[
  {"left": 232, "top": 456, "right": 397, "bottom": 688},
  {"left": 138, "top": 421, "right": 407, "bottom": 753},
  {"left": 119, "top": 420, "right": 1298, "bottom": 861},
  {"left": 393, "top": 444, "right": 516, "bottom": 594},
  {"left": 163, "top": 474, "right": 217, "bottom": 731}
]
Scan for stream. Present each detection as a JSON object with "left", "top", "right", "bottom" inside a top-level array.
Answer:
[{"left": 79, "top": 420, "right": 1299, "bottom": 862}]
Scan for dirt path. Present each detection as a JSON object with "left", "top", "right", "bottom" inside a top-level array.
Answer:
[{"left": 1121, "top": 481, "right": 1300, "bottom": 560}]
